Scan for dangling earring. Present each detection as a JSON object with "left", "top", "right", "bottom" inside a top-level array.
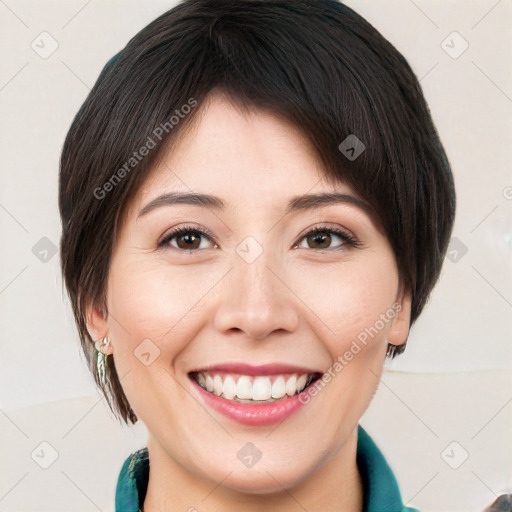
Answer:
[
  {"left": 386, "top": 343, "right": 397, "bottom": 358},
  {"left": 94, "top": 336, "right": 111, "bottom": 387},
  {"left": 387, "top": 342, "right": 408, "bottom": 358}
]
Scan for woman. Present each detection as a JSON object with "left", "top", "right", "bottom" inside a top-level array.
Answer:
[{"left": 58, "top": 1, "right": 456, "bottom": 510}]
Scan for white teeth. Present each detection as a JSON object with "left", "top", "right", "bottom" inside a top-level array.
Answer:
[
  {"left": 252, "top": 376, "right": 272, "bottom": 400},
  {"left": 271, "top": 376, "right": 286, "bottom": 399},
  {"left": 222, "top": 375, "right": 237, "bottom": 400},
  {"left": 213, "top": 374, "right": 223, "bottom": 396},
  {"left": 205, "top": 374, "right": 214, "bottom": 392},
  {"left": 236, "top": 375, "right": 253, "bottom": 400},
  {"left": 296, "top": 374, "right": 308, "bottom": 393},
  {"left": 194, "top": 371, "right": 316, "bottom": 402},
  {"left": 285, "top": 374, "right": 297, "bottom": 396}
]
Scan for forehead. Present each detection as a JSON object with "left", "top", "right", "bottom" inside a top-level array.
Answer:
[{"left": 132, "top": 92, "right": 357, "bottom": 215}]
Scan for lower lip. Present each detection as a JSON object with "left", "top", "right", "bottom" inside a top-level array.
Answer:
[{"left": 189, "top": 376, "right": 310, "bottom": 426}]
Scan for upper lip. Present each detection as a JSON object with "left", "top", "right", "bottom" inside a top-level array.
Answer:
[{"left": 188, "top": 362, "right": 322, "bottom": 376}]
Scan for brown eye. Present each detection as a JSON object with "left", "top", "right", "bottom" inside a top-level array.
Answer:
[
  {"left": 159, "top": 226, "right": 216, "bottom": 251},
  {"left": 306, "top": 231, "right": 332, "bottom": 249},
  {"left": 294, "top": 226, "right": 361, "bottom": 251},
  {"left": 175, "top": 231, "right": 202, "bottom": 250}
]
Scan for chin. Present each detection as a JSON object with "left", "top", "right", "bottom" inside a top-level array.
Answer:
[{"left": 219, "top": 467, "right": 307, "bottom": 495}]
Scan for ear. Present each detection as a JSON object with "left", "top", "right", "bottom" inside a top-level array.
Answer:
[
  {"left": 387, "top": 287, "right": 412, "bottom": 347},
  {"left": 85, "top": 301, "right": 113, "bottom": 355}
]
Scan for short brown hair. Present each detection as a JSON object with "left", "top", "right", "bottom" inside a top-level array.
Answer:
[{"left": 59, "top": 0, "right": 456, "bottom": 424}]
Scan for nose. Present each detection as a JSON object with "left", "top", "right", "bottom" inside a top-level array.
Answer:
[{"left": 213, "top": 249, "right": 300, "bottom": 341}]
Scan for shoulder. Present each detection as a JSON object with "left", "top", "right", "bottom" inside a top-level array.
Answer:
[
  {"left": 115, "top": 448, "right": 149, "bottom": 512},
  {"left": 357, "top": 425, "right": 421, "bottom": 512}
]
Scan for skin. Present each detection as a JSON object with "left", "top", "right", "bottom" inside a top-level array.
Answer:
[{"left": 87, "top": 90, "right": 412, "bottom": 512}]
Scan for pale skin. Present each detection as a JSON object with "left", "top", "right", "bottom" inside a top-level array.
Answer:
[{"left": 87, "top": 90, "right": 412, "bottom": 511}]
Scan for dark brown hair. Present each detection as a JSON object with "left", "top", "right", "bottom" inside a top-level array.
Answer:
[{"left": 59, "top": 0, "right": 456, "bottom": 424}]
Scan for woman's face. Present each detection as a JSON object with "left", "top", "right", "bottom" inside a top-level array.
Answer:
[{"left": 88, "top": 91, "right": 411, "bottom": 497}]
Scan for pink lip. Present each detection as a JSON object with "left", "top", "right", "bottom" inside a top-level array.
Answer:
[
  {"left": 189, "top": 362, "right": 319, "bottom": 376},
  {"left": 189, "top": 376, "right": 311, "bottom": 426}
]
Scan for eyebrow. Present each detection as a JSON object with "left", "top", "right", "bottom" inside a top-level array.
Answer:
[{"left": 137, "top": 191, "right": 372, "bottom": 219}]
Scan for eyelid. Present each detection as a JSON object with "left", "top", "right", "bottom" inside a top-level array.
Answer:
[
  {"left": 292, "top": 223, "right": 359, "bottom": 248},
  {"left": 158, "top": 223, "right": 218, "bottom": 248}
]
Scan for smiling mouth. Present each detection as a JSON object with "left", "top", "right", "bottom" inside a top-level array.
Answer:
[{"left": 189, "top": 371, "right": 322, "bottom": 403}]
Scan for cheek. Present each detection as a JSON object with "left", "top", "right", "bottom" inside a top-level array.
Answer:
[
  {"left": 292, "top": 255, "right": 398, "bottom": 351},
  {"left": 105, "top": 257, "right": 225, "bottom": 365},
  {"left": 290, "top": 257, "right": 399, "bottom": 449},
  {"left": 104, "top": 258, "right": 214, "bottom": 419}
]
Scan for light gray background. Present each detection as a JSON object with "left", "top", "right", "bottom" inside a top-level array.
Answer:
[{"left": 0, "top": 1, "right": 511, "bottom": 511}]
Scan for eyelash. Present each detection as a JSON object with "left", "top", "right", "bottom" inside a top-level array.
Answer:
[
  {"left": 295, "top": 226, "right": 362, "bottom": 250},
  {"left": 158, "top": 224, "right": 362, "bottom": 252}
]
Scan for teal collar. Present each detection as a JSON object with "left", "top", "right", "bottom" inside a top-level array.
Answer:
[
  {"left": 115, "top": 425, "right": 419, "bottom": 511},
  {"left": 356, "top": 425, "right": 419, "bottom": 511}
]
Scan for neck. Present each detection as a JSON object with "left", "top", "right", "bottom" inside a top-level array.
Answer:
[{"left": 142, "top": 427, "right": 363, "bottom": 512}]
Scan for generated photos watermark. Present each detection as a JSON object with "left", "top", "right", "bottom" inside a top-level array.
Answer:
[
  {"left": 93, "top": 97, "right": 198, "bottom": 200},
  {"left": 298, "top": 301, "right": 402, "bottom": 404}
]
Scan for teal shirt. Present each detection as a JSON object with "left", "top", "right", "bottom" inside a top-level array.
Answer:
[{"left": 115, "top": 425, "right": 419, "bottom": 512}]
